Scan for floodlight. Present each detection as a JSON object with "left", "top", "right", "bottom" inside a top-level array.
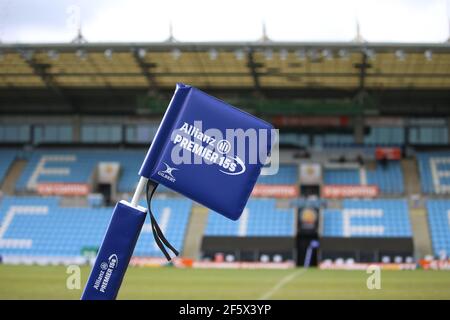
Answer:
[
  {"left": 171, "top": 48, "right": 181, "bottom": 60},
  {"left": 264, "top": 48, "right": 273, "bottom": 60},
  {"left": 76, "top": 49, "right": 87, "bottom": 60},
  {"left": 104, "top": 49, "right": 113, "bottom": 60},
  {"left": 138, "top": 48, "right": 146, "bottom": 59},
  {"left": 234, "top": 49, "right": 244, "bottom": 61},
  {"left": 424, "top": 50, "right": 432, "bottom": 61},
  {"left": 208, "top": 48, "right": 218, "bottom": 60},
  {"left": 48, "top": 50, "right": 59, "bottom": 60},
  {"left": 295, "top": 49, "right": 306, "bottom": 61},
  {"left": 279, "top": 49, "right": 288, "bottom": 61},
  {"left": 395, "top": 49, "right": 405, "bottom": 61}
]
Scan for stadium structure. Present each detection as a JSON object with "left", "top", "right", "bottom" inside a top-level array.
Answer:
[{"left": 0, "top": 38, "right": 450, "bottom": 274}]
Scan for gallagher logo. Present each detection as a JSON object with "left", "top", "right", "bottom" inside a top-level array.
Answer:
[{"left": 158, "top": 162, "right": 178, "bottom": 182}]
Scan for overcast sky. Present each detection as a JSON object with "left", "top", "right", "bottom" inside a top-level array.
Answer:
[{"left": 0, "top": 0, "right": 448, "bottom": 43}]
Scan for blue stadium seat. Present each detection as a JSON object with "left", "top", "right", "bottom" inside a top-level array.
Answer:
[
  {"left": 417, "top": 152, "right": 450, "bottom": 194},
  {"left": 205, "top": 199, "right": 295, "bottom": 237},
  {"left": 0, "top": 196, "right": 192, "bottom": 258},
  {"left": 256, "top": 165, "right": 298, "bottom": 184},
  {"left": 323, "top": 161, "right": 404, "bottom": 194},
  {"left": 15, "top": 149, "right": 146, "bottom": 193},
  {"left": 134, "top": 198, "right": 192, "bottom": 257},
  {"left": 367, "top": 161, "right": 404, "bottom": 194},
  {"left": 324, "top": 168, "right": 360, "bottom": 185},
  {"left": 426, "top": 200, "right": 450, "bottom": 257},
  {"left": 322, "top": 199, "right": 411, "bottom": 237}
]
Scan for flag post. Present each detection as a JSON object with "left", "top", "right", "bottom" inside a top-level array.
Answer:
[
  {"left": 81, "top": 176, "right": 149, "bottom": 300},
  {"left": 131, "top": 176, "right": 148, "bottom": 207}
]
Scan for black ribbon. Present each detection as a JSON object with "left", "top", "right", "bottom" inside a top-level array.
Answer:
[{"left": 145, "top": 180, "right": 179, "bottom": 261}]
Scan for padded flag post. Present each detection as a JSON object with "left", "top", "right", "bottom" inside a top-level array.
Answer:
[
  {"left": 82, "top": 176, "right": 179, "bottom": 300},
  {"left": 81, "top": 199, "right": 147, "bottom": 300}
]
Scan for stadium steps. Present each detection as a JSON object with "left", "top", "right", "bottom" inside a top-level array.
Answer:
[
  {"left": 182, "top": 205, "right": 209, "bottom": 259},
  {"left": 0, "top": 159, "right": 27, "bottom": 195},
  {"left": 402, "top": 158, "right": 421, "bottom": 195},
  {"left": 409, "top": 208, "right": 433, "bottom": 259},
  {"left": 404, "top": 158, "right": 433, "bottom": 259}
]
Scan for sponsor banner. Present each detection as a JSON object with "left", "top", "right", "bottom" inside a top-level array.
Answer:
[
  {"left": 130, "top": 257, "right": 193, "bottom": 268},
  {"left": 418, "top": 259, "right": 450, "bottom": 270},
  {"left": 129, "top": 258, "right": 295, "bottom": 269},
  {"left": 98, "top": 162, "right": 120, "bottom": 184},
  {"left": 193, "top": 261, "right": 295, "bottom": 269},
  {"left": 300, "top": 163, "right": 321, "bottom": 185},
  {"left": 36, "top": 183, "right": 90, "bottom": 196},
  {"left": 251, "top": 184, "right": 299, "bottom": 198},
  {"left": 272, "top": 116, "right": 350, "bottom": 127},
  {"left": 2, "top": 255, "right": 88, "bottom": 266},
  {"left": 375, "top": 147, "right": 401, "bottom": 160},
  {"left": 319, "top": 262, "right": 417, "bottom": 270},
  {"left": 322, "top": 185, "right": 378, "bottom": 198}
]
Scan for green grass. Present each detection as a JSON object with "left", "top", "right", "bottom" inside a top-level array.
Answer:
[{"left": 1, "top": 265, "right": 450, "bottom": 299}]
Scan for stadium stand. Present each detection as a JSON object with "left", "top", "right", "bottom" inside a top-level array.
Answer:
[
  {"left": 15, "top": 150, "right": 145, "bottom": 193},
  {"left": 417, "top": 152, "right": 450, "bottom": 194},
  {"left": 367, "top": 161, "right": 404, "bottom": 194},
  {"left": 364, "top": 127, "right": 404, "bottom": 146},
  {"left": 0, "top": 196, "right": 192, "bottom": 258},
  {"left": 323, "top": 161, "right": 404, "bottom": 194},
  {"left": 0, "top": 43, "right": 449, "bottom": 268},
  {"left": 257, "top": 165, "right": 298, "bottom": 184},
  {"left": 323, "top": 168, "right": 360, "bottom": 185},
  {"left": 205, "top": 199, "right": 296, "bottom": 237},
  {"left": 426, "top": 200, "right": 450, "bottom": 257},
  {"left": 322, "top": 199, "right": 411, "bottom": 237}
]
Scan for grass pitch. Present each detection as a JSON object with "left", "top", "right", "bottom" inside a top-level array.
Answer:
[{"left": 1, "top": 265, "right": 450, "bottom": 300}]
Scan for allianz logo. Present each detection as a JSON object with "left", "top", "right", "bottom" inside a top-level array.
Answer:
[{"left": 93, "top": 254, "right": 118, "bottom": 293}]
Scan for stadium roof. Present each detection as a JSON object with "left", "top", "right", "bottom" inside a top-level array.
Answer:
[{"left": 0, "top": 41, "right": 449, "bottom": 91}]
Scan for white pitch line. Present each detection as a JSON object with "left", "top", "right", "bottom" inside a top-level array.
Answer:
[{"left": 259, "top": 268, "right": 307, "bottom": 300}]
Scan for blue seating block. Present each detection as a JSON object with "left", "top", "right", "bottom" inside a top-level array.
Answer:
[
  {"left": 417, "top": 152, "right": 450, "bottom": 194},
  {"left": 324, "top": 168, "right": 360, "bottom": 185},
  {"left": 16, "top": 150, "right": 146, "bottom": 192},
  {"left": 426, "top": 200, "right": 450, "bottom": 257},
  {"left": 205, "top": 199, "right": 295, "bottom": 237},
  {"left": 322, "top": 199, "right": 411, "bottom": 237},
  {"left": 257, "top": 165, "right": 298, "bottom": 185},
  {"left": 324, "top": 161, "right": 404, "bottom": 194},
  {"left": 0, "top": 196, "right": 192, "bottom": 258}
]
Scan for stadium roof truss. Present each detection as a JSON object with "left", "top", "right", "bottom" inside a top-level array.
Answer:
[{"left": 0, "top": 42, "right": 449, "bottom": 91}]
